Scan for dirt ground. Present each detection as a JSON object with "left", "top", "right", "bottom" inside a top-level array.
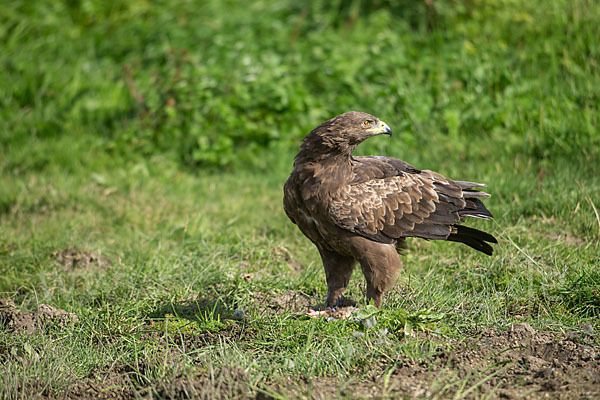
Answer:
[
  {"left": 63, "top": 323, "right": 599, "bottom": 399},
  {"left": 372, "top": 323, "right": 599, "bottom": 400},
  {"left": 1, "top": 296, "right": 598, "bottom": 399},
  {"left": 258, "top": 321, "right": 599, "bottom": 400},
  {"left": 53, "top": 248, "right": 112, "bottom": 271},
  {"left": 0, "top": 298, "right": 79, "bottom": 334}
]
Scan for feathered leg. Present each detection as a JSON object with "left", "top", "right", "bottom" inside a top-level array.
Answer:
[
  {"left": 349, "top": 237, "right": 402, "bottom": 307},
  {"left": 317, "top": 246, "right": 356, "bottom": 307}
]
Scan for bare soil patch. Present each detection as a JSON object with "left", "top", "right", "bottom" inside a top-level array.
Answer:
[
  {"left": 262, "top": 323, "right": 599, "bottom": 399},
  {"left": 547, "top": 232, "right": 585, "bottom": 247},
  {"left": 63, "top": 369, "right": 135, "bottom": 400},
  {"left": 0, "top": 298, "right": 79, "bottom": 334},
  {"left": 253, "top": 290, "right": 315, "bottom": 315},
  {"left": 437, "top": 323, "right": 599, "bottom": 399},
  {"left": 53, "top": 248, "right": 112, "bottom": 270}
]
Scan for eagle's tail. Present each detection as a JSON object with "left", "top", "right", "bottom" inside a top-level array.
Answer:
[
  {"left": 447, "top": 225, "right": 497, "bottom": 256},
  {"left": 448, "top": 183, "right": 497, "bottom": 255}
]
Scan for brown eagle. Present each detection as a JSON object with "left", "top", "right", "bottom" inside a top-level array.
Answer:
[{"left": 283, "top": 111, "right": 497, "bottom": 307}]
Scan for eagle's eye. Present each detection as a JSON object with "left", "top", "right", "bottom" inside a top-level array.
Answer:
[{"left": 362, "top": 120, "right": 372, "bottom": 128}]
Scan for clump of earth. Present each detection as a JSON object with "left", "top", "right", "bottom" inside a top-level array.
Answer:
[
  {"left": 53, "top": 247, "right": 111, "bottom": 270},
  {"left": 0, "top": 298, "right": 79, "bottom": 334}
]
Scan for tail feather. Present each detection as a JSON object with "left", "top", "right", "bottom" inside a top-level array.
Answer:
[
  {"left": 447, "top": 225, "right": 497, "bottom": 256},
  {"left": 459, "top": 198, "right": 494, "bottom": 219},
  {"left": 462, "top": 189, "right": 491, "bottom": 198},
  {"left": 453, "top": 180, "right": 486, "bottom": 189}
]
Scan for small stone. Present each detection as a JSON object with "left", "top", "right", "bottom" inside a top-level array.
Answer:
[
  {"left": 352, "top": 331, "right": 365, "bottom": 338},
  {"left": 232, "top": 309, "right": 244, "bottom": 319}
]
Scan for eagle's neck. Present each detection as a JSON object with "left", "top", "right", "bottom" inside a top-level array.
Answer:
[
  {"left": 295, "top": 133, "right": 357, "bottom": 165},
  {"left": 294, "top": 149, "right": 353, "bottom": 167},
  {"left": 295, "top": 137, "right": 354, "bottom": 171},
  {"left": 294, "top": 136, "right": 355, "bottom": 198}
]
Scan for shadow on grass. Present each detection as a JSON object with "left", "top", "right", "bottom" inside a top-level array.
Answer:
[{"left": 147, "top": 297, "right": 241, "bottom": 335}]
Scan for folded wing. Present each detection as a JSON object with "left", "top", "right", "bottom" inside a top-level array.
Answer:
[{"left": 328, "top": 157, "right": 497, "bottom": 255}]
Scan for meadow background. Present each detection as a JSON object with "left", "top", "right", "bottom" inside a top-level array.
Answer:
[{"left": 1, "top": 0, "right": 599, "bottom": 398}]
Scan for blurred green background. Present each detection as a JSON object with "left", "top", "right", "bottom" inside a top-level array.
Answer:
[{"left": 2, "top": 0, "right": 598, "bottom": 173}]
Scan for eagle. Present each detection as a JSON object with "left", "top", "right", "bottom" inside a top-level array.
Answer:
[{"left": 283, "top": 111, "right": 497, "bottom": 308}]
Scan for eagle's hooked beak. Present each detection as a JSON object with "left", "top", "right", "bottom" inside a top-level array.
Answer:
[{"left": 366, "top": 121, "right": 392, "bottom": 137}]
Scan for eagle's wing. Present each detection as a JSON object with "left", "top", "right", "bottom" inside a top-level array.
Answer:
[{"left": 329, "top": 156, "right": 497, "bottom": 254}]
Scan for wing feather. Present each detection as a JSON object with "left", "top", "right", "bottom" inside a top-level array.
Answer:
[{"left": 328, "top": 157, "right": 495, "bottom": 253}]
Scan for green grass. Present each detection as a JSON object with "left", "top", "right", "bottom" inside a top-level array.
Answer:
[{"left": 1, "top": 0, "right": 599, "bottom": 398}]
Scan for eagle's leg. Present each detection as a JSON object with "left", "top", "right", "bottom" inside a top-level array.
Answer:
[
  {"left": 318, "top": 246, "right": 356, "bottom": 308},
  {"left": 365, "top": 283, "right": 384, "bottom": 308},
  {"left": 349, "top": 238, "right": 402, "bottom": 308}
]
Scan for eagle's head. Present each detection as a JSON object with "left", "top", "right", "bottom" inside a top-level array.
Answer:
[{"left": 303, "top": 111, "right": 392, "bottom": 156}]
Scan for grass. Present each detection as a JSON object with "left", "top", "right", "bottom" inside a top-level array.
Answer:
[
  {"left": 1, "top": 163, "right": 598, "bottom": 397},
  {"left": 1, "top": 0, "right": 599, "bottom": 398}
]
